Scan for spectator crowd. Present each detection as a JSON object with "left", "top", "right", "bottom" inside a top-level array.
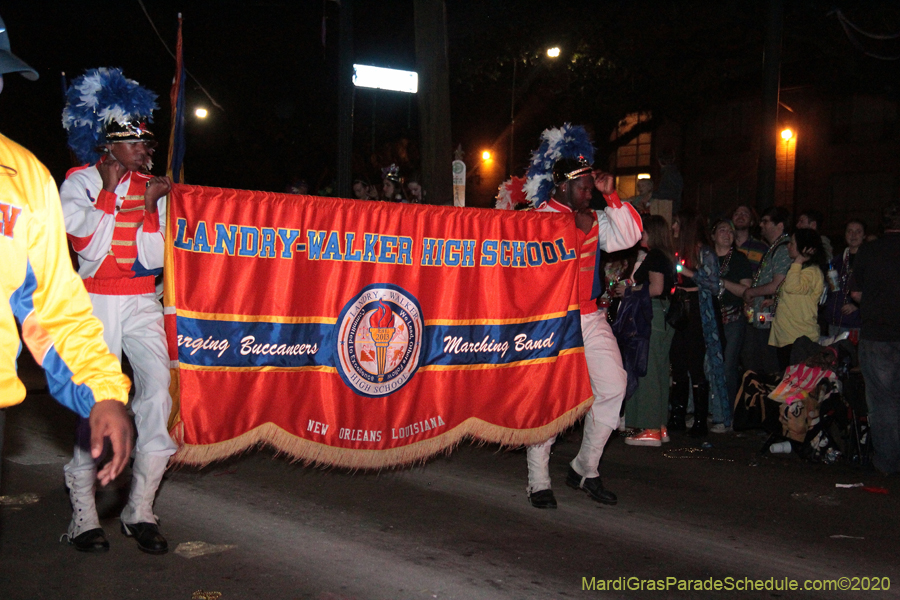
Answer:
[
  {"left": 1, "top": 6, "right": 897, "bottom": 559},
  {"left": 594, "top": 189, "right": 900, "bottom": 478}
]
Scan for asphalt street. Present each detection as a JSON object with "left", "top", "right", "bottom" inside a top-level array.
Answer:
[{"left": 1, "top": 356, "right": 898, "bottom": 600}]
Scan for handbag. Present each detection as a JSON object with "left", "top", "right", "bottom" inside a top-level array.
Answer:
[
  {"left": 665, "top": 288, "right": 690, "bottom": 330},
  {"left": 733, "top": 370, "right": 782, "bottom": 432},
  {"left": 612, "top": 286, "right": 652, "bottom": 399}
]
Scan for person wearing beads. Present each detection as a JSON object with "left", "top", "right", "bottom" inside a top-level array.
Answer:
[
  {"left": 741, "top": 207, "right": 792, "bottom": 375},
  {"left": 822, "top": 219, "right": 866, "bottom": 340},
  {"left": 710, "top": 219, "right": 753, "bottom": 431},
  {"left": 667, "top": 210, "right": 728, "bottom": 438},
  {"left": 732, "top": 204, "right": 768, "bottom": 274}
]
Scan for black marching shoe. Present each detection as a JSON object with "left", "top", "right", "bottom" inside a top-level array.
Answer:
[
  {"left": 528, "top": 489, "right": 558, "bottom": 509},
  {"left": 69, "top": 528, "right": 109, "bottom": 553},
  {"left": 565, "top": 467, "right": 617, "bottom": 505},
  {"left": 121, "top": 521, "right": 168, "bottom": 555}
]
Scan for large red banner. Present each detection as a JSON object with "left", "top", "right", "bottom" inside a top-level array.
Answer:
[{"left": 164, "top": 186, "right": 592, "bottom": 468}]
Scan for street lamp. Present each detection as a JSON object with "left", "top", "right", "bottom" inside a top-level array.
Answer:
[
  {"left": 777, "top": 127, "right": 797, "bottom": 210},
  {"left": 509, "top": 47, "right": 561, "bottom": 177},
  {"left": 351, "top": 64, "right": 420, "bottom": 160},
  {"left": 482, "top": 150, "right": 492, "bottom": 161},
  {"left": 352, "top": 64, "right": 419, "bottom": 94},
  {"left": 195, "top": 108, "right": 208, "bottom": 119}
]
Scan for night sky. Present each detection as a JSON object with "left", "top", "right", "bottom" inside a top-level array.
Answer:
[
  {"left": 1, "top": 1, "right": 897, "bottom": 203},
  {"left": 0, "top": 0, "right": 421, "bottom": 193}
]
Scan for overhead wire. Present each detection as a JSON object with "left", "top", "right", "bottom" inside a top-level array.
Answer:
[
  {"left": 830, "top": 9, "right": 900, "bottom": 61},
  {"left": 834, "top": 9, "right": 900, "bottom": 40},
  {"left": 136, "top": 0, "right": 225, "bottom": 110}
]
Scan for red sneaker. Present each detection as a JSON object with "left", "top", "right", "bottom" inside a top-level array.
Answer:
[
  {"left": 624, "top": 429, "right": 662, "bottom": 447},
  {"left": 660, "top": 426, "right": 670, "bottom": 443}
]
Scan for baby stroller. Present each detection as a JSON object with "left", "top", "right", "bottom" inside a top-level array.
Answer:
[{"left": 735, "top": 336, "right": 870, "bottom": 464}]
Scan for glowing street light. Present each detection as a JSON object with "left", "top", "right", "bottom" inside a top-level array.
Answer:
[
  {"left": 195, "top": 107, "right": 209, "bottom": 119},
  {"left": 352, "top": 64, "right": 418, "bottom": 94},
  {"left": 482, "top": 150, "right": 492, "bottom": 161},
  {"left": 546, "top": 47, "right": 561, "bottom": 58},
  {"left": 781, "top": 128, "right": 793, "bottom": 140}
]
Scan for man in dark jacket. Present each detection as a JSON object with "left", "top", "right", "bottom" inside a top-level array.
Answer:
[{"left": 851, "top": 203, "right": 900, "bottom": 475}]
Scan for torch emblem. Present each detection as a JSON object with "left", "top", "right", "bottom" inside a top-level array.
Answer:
[
  {"left": 335, "top": 284, "right": 423, "bottom": 398},
  {"left": 368, "top": 301, "right": 397, "bottom": 382}
]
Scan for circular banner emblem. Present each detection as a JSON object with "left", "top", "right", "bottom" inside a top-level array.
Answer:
[{"left": 334, "top": 283, "right": 423, "bottom": 397}]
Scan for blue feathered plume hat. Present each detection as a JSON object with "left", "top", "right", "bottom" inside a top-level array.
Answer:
[
  {"left": 524, "top": 123, "right": 595, "bottom": 207},
  {"left": 62, "top": 67, "right": 159, "bottom": 164}
]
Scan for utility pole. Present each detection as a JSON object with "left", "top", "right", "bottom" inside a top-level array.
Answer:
[
  {"left": 756, "top": 0, "right": 783, "bottom": 213},
  {"left": 336, "top": 0, "right": 354, "bottom": 199},
  {"left": 508, "top": 60, "right": 516, "bottom": 178},
  {"left": 414, "top": 0, "right": 453, "bottom": 205}
]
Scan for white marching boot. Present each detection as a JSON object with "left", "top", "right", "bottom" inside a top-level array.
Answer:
[
  {"left": 120, "top": 453, "right": 169, "bottom": 554},
  {"left": 64, "top": 467, "right": 108, "bottom": 552}
]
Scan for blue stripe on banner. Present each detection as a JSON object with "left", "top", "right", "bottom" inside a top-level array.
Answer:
[
  {"left": 421, "top": 310, "right": 584, "bottom": 366},
  {"left": 176, "top": 310, "right": 584, "bottom": 369},
  {"left": 176, "top": 317, "right": 333, "bottom": 367}
]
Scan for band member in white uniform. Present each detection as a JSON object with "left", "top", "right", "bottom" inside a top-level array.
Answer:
[
  {"left": 60, "top": 68, "right": 176, "bottom": 553},
  {"left": 523, "top": 125, "right": 642, "bottom": 509}
]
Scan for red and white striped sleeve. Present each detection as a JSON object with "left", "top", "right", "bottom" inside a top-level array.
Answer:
[
  {"left": 59, "top": 166, "right": 117, "bottom": 262},
  {"left": 596, "top": 191, "right": 643, "bottom": 252}
]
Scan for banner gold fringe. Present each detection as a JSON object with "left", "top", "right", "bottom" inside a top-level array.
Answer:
[
  {"left": 168, "top": 396, "right": 593, "bottom": 471},
  {"left": 167, "top": 367, "right": 181, "bottom": 431}
]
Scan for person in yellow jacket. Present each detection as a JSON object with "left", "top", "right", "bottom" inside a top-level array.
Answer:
[
  {"left": 768, "top": 228, "right": 826, "bottom": 370},
  {"left": 0, "top": 13, "right": 133, "bottom": 550}
]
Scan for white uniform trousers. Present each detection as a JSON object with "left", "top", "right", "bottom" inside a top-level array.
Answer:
[
  {"left": 65, "top": 292, "right": 177, "bottom": 475},
  {"left": 527, "top": 310, "right": 627, "bottom": 492}
]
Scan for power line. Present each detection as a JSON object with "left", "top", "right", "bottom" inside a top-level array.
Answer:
[
  {"left": 136, "top": 0, "right": 225, "bottom": 110},
  {"left": 830, "top": 9, "right": 900, "bottom": 61},
  {"left": 834, "top": 9, "right": 900, "bottom": 40}
]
